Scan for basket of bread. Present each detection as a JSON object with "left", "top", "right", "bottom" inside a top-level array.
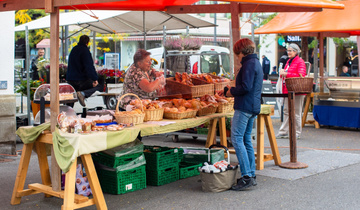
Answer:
[
  {"left": 115, "top": 93, "right": 145, "bottom": 125},
  {"left": 190, "top": 73, "right": 233, "bottom": 93},
  {"left": 161, "top": 98, "right": 199, "bottom": 120},
  {"left": 214, "top": 92, "right": 234, "bottom": 113},
  {"left": 141, "top": 99, "right": 164, "bottom": 122},
  {"left": 197, "top": 95, "right": 219, "bottom": 116}
]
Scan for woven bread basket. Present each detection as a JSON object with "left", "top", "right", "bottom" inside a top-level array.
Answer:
[
  {"left": 115, "top": 93, "right": 145, "bottom": 125},
  {"left": 163, "top": 109, "right": 197, "bottom": 120},
  {"left": 144, "top": 108, "right": 164, "bottom": 122},
  {"left": 285, "top": 74, "right": 313, "bottom": 93},
  {"left": 216, "top": 102, "right": 234, "bottom": 113},
  {"left": 197, "top": 104, "right": 218, "bottom": 116}
]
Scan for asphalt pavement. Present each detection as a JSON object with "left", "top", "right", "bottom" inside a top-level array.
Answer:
[{"left": 5, "top": 103, "right": 360, "bottom": 209}]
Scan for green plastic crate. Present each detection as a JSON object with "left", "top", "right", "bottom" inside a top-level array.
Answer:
[
  {"left": 146, "top": 165, "right": 179, "bottom": 186},
  {"left": 181, "top": 147, "right": 225, "bottom": 164},
  {"left": 92, "top": 152, "right": 143, "bottom": 168},
  {"left": 197, "top": 127, "right": 209, "bottom": 135},
  {"left": 179, "top": 162, "right": 202, "bottom": 179},
  {"left": 144, "top": 146, "right": 179, "bottom": 170},
  {"left": 96, "top": 165, "right": 146, "bottom": 195}
]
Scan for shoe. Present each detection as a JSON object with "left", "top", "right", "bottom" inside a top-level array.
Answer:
[
  {"left": 77, "top": 91, "right": 86, "bottom": 107},
  {"left": 276, "top": 133, "right": 289, "bottom": 139},
  {"left": 237, "top": 175, "right": 257, "bottom": 186},
  {"left": 231, "top": 176, "right": 253, "bottom": 191},
  {"left": 252, "top": 176, "right": 257, "bottom": 186},
  {"left": 296, "top": 135, "right": 301, "bottom": 139}
]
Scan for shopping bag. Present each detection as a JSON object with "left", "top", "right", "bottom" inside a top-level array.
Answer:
[{"left": 200, "top": 144, "right": 238, "bottom": 192}]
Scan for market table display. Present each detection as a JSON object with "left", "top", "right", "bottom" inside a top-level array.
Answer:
[{"left": 11, "top": 105, "right": 275, "bottom": 209}]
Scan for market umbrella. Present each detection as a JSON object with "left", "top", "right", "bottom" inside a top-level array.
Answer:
[
  {"left": 14, "top": 10, "right": 216, "bottom": 34},
  {"left": 254, "top": 0, "right": 360, "bottom": 90}
]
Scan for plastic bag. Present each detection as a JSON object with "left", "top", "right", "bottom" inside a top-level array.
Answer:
[{"left": 101, "top": 139, "right": 143, "bottom": 157}]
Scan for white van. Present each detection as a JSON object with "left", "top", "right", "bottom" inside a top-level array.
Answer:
[{"left": 147, "top": 45, "right": 231, "bottom": 76}]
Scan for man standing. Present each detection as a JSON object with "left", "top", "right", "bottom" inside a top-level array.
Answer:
[
  {"left": 262, "top": 55, "right": 270, "bottom": 80},
  {"left": 339, "top": 65, "right": 351, "bottom": 77},
  {"left": 31, "top": 48, "right": 45, "bottom": 80},
  {"left": 66, "top": 35, "right": 102, "bottom": 107}
]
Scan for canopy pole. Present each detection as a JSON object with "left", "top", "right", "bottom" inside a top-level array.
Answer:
[
  {"left": 92, "top": 31, "right": 96, "bottom": 63},
  {"left": 143, "top": 11, "right": 146, "bottom": 50},
  {"left": 230, "top": 2, "right": 240, "bottom": 77},
  {"left": 319, "top": 33, "right": 324, "bottom": 93},
  {"left": 163, "top": 25, "right": 166, "bottom": 79},
  {"left": 229, "top": 21, "right": 234, "bottom": 80},
  {"left": 314, "top": 35, "right": 319, "bottom": 92},
  {"left": 214, "top": 1, "right": 217, "bottom": 46},
  {"left": 25, "top": 26, "right": 31, "bottom": 125},
  {"left": 50, "top": 7, "right": 61, "bottom": 192}
]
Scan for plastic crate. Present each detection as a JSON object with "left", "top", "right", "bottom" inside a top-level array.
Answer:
[
  {"left": 181, "top": 147, "right": 225, "bottom": 164},
  {"left": 96, "top": 165, "right": 146, "bottom": 195},
  {"left": 92, "top": 152, "right": 143, "bottom": 168},
  {"left": 197, "top": 127, "right": 209, "bottom": 135},
  {"left": 143, "top": 146, "right": 179, "bottom": 170},
  {"left": 146, "top": 165, "right": 179, "bottom": 186},
  {"left": 179, "top": 162, "right": 202, "bottom": 179}
]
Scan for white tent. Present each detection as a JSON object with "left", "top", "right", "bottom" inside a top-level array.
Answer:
[{"left": 14, "top": 10, "right": 216, "bottom": 34}]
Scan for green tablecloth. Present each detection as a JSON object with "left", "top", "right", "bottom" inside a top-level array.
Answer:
[{"left": 15, "top": 105, "right": 272, "bottom": 173}]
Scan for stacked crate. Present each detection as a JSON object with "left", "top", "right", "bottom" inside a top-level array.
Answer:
[
  {"left": 143, "top": 146, "right": 180, "bottom": 186},
  {"left": 93, "top": 140, "right": 146, "bottom": 194}
]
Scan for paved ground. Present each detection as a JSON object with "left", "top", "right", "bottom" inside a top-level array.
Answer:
[{"left": 6, "top": 109, "right": 360, "bottom": 209}]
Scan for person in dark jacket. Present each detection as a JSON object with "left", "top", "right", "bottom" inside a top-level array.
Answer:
[
  {"left": 220, "top": 38, "right": 263, "bottom": 191},
  {"left": 262, "top": 55, "right": 270, "bottom": 80},
  {"left": 278, "top": 51, "right": 289, "bottom": 71},
  {"left": 66, "top": 35, "right": 103, "bottom": 107},
  {"left": 339, "top": 65, "right": 351, "bottom": 77}
]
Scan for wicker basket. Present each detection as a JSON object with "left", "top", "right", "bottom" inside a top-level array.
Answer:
[
  {"left": 163, "top": 109, "right": 197, "bottom": 120},
  {"left": 144, "top": 108, "right": 164, "bottom": 122},
  {"left": 197, "top": 105, "right": 218, "bottom": 116},
  {"left": 115, "top": 93, "right": 145, "bottom": 125},
  {"left": 285, "top": 74, "right": 313, "bottom": 93},
  {"left": 216, "top": 102, "right": 234, "bottom": 113},
  {"left": 165, "top": 78, "right": 214, "bottom": 99},
  {"left": 192, "top": 76, "right": 233, "bottom": 93}
]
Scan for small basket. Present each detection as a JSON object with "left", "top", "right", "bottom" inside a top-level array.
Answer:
[
  {"left": 115, "top": 93, "right": 145, "bottom": 125},
  {"left": 144, "top": 108, "right": 164, "bottom": 122},
  {"left": 285, "top": 74, "right": 313, "bottom": 93},
  {"left": 216, "top": 102, "right": 234, "bottom": 113},
  {"left": 197, "top": 105, "right": 218, "bottom": 116},
  {"left": 163, "top": 109, "right": 197, "bottom": 120}
]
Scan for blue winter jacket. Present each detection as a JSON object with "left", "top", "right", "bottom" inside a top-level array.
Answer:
[
  {"left": 230, "top": 54, "right": 263, "bottom": 115},
  {"left": 66, "top": 43, "right": 98, "bottom": 81}
]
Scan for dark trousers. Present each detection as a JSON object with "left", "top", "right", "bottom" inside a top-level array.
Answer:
[{"left": 68, "top": 79, "right": 104, "bottom": 98}]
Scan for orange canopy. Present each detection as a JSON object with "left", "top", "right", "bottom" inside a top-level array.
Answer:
[
  {"left": 224, "top": 0, "right": 344, "bottom": 9},
  {"left": 255, "top": 0, "right": 359, "bottom": 37}
]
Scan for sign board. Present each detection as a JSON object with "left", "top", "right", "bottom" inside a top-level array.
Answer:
[
  {"left": 262, "top": 81, "right": 278, "bottom": 110},
  {"left": 104, "top": 53, "right": 120, "bottom": 69},
  {"left": 0, "top": 81, "right": 8, "bottom": 89}
]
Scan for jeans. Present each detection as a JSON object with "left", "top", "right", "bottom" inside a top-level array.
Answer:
[{"left": 231, "top": 110, "right": 256, "bottom": 177}]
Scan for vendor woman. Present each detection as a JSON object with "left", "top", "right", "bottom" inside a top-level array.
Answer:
[{"left": 121, "top": 49, "right": 165, "bottom": 108}]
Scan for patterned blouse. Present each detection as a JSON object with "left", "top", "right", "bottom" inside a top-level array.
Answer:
[{"left": 120, "top": 64, "right": 157, "bottom": 106}]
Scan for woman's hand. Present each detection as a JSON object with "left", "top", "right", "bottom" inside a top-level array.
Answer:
[
  {"left": 225, "top": 85, "right": 233, "bottom": 97},
  {"left": 279, "top": 69, "right": 287, "bottom": 77}
]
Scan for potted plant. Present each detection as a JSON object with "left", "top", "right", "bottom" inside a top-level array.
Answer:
[
  {"left": 164, "top": 38, "right": 183, "bottom": 52},
  {"left": 97, "top": 69, "right": 125, "bottom": 84},
  {"left": 37, "top": 59, "right": 68, "bottom": 83},
  {"left": 15, "top": 79, "right": 45, "bottom": 117}
]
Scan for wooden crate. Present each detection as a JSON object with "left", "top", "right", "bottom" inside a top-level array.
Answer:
[{"left": 165, "top": 78, "right": 214, "bottom": 99}]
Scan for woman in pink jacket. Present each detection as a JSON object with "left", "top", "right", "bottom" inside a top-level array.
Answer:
[{"left": 276, "top": 43, "right": 307, "bottom": 139}]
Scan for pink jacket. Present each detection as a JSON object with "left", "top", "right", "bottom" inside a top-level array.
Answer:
[{"left": 282, "top": 55, "right": 307, "bottom": 94}]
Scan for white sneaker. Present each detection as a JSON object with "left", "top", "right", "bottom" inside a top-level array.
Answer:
[{"left": 276, "top": 133, "right": 288, "bottom": 139}]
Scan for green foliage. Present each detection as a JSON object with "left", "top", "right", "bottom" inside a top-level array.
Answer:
[
  {"left": 15, "top": 79, "right": 43, "bottom": 101},
  {"left": 258, "top": 13, "right": 278, "bottom": 28},
  {"left": 308, "top": 39, "right": 318, "bottom": 49},
  {"left": 15, "top": 9, "right": 47, "bottom": 49}
]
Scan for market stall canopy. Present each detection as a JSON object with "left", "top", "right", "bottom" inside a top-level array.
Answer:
[
  {"left": 254, "top": 0, "right": 359, "bottom": 37},
  {"left": 0, "top": 0, "right": 345, "bottom": 12},
  {"left": 36, "top": 38, "right": 61, "bottom": 48},
  {"left": 15, "top": 10, "right": 216, "bottom": 34}
]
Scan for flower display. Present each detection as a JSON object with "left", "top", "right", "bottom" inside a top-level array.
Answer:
[
  {"left": 37, "top": 59, "right": 67, "bottom": 83},
  {"left": 15, "top": 79, "right": 44, "bottom": 101},
  {"left": 164, "top": 36, "right": 202, "bottom": 51},
  {"left": 97, "top": 69, "right": 126, "bottom": 83}
]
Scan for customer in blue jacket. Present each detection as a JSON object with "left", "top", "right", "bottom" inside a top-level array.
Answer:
[
  {"left": 66, "top": 35, "right": 103, "bottom": 107},
  {"left": 221, "top": 38, "right": 263, "bottom": 191}
]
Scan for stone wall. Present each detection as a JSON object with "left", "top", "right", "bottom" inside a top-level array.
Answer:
[{"left": 0, "top": 95, "right": 16, "bottom": 155}]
